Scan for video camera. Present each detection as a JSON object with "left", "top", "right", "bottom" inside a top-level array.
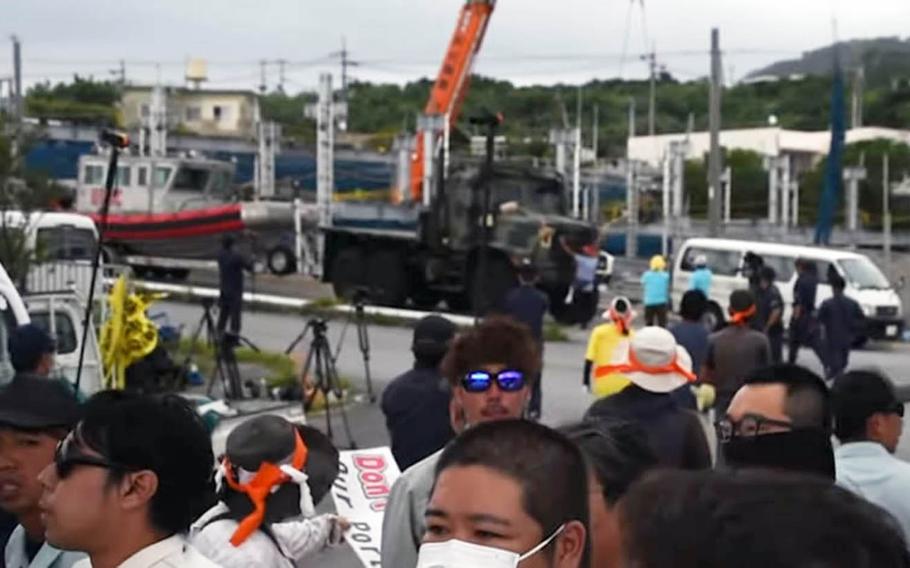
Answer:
[{"left": 308, "top": 318, "right": 329, "bottom": 334}]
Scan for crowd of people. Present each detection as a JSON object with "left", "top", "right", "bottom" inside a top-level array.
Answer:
[
  {"left": 0, "top": 245, "right": 906, "bottom": 568},
  {"left": 377, "top": 312, "right": 910, "bottom": 567}
]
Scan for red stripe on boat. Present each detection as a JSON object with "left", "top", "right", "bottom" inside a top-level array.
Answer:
[
  {"left": 90, "top": 203, "right": 242, "bottom": 225},
  {"left": 90, "top": 204, "right": 245, "bottom": 241},
  {"left": 101, "top": 219, "right": 246, "bottom": 241}
]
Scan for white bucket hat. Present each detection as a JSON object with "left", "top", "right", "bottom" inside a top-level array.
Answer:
[{"left": 601, "top": 327, "right": 696, "bottom": 393}]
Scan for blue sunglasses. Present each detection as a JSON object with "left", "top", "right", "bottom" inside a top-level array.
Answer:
[{"left": 462, "top": 369, "right": 526, "bottom": 393}]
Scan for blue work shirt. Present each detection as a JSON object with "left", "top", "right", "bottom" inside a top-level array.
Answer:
[
  {"left": 641, "top": 270, "right": 670, "bottom": 307},
  {"left": 574, "top": 254, "right": 598, "bottom": 292},
  {"left": 836, "top": 442, "right": 910, "bottom": 547},
  {"left": 793, "top": 272, "right": 819, "bottom": 311},
  {"left": 689, "top": 268, "right": 712, "bottom": 296}
]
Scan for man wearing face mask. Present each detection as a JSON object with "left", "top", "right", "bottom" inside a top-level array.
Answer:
[
  {"left": 380, "top": 317, "right": 541, "bottom": 568},
  {"left": 716, "top": 363, "right": 835, "bottom": 479},
  {"left": 418, "top": 420, "right": 589, "bottom": 568}
]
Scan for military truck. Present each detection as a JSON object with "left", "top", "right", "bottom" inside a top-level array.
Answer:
[{"left": 321, "top": 161, "right": 607, "bottom": 321}]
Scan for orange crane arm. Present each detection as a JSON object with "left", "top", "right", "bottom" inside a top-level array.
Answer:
[{"left": 407, "top": 0, "right": 496, "bottom": 203}]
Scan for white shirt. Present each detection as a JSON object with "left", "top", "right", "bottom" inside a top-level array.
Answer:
[
  {"left": 4, "top": 525, "right": 85, "bottom": 568},
  {"left": 189, "top": 503, "right": 343, "bottom": 568},
  {"left": 72, "top": 535, "right": 220, "bottom": 568}
]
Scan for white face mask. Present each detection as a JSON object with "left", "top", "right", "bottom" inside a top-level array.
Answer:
[{"left": 416, "top": 524, "right": 566, "bottom": 568}]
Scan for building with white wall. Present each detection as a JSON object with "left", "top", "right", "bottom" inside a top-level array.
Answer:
[{"left": 628, "top": 126, "right": 910, "bottom": 176}]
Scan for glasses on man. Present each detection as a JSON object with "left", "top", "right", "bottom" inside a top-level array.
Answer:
[
  {"left": 54, "top": 432, "right": 132, "bottom": 479},
  {"left": 461, "top": 369, "right": 526, "bottom": 393},
  {"left": 715, "top": 413, "right": 794, "bottom": 443}
]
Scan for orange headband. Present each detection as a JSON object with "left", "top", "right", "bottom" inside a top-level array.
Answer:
[
  {"left": 223, "top": 430, "right": 308, "bottom": 547},
  {"left": 730, "top": 305, "right": 757, "bottom": 325},
  {"left": 594, "top": 348, "right": 696, "bottom": 382}
]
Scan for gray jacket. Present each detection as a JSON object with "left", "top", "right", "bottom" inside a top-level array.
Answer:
[
  {"left": 380, "top": 450, "right": 441, "bottom": 568},
  {"left": 5, "top": 525, "right": 85, "bottom": 568}
]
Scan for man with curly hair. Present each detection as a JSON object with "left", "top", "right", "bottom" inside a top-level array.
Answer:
[{"left": 380, "top": 316, "right": 541, "bottom": 568}]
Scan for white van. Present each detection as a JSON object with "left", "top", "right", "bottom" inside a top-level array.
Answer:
[
  {"left": 0, "top": 262, "right": 32, "bottom": 384},
  {"left": 671, "top": 238, "right": 905, "bottom": 340}
]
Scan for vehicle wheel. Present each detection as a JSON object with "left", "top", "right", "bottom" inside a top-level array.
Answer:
[
  {"left": 410, "top": 289, "right": 441, "bottom": 311},
  {"left": 367, "top": 250, "right": 409, "bottom": 307},
  {"left": 703, "top": 302, "right": 725, "bottom": 332},
  {"left": 469, "top": 254, "right": 517, "bottom": 315},
  {"left": 268, "top": 246, "right": 296, "bottom": 275},
  {"left": 331, "top": 247, "right": 366, "bottom": 301}
]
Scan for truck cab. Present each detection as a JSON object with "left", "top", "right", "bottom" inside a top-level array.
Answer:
[{"left": 324, "top": 161, "right": 602, "bottom": 319}]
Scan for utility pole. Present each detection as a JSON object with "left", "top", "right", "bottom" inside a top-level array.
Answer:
[
  {"left": 883, "top": 153, "right": 892, "bottom": 268},
  {"left": 316, "top": 73, "right": 335, "bottom": 228},
  {"left": 118, "top": 59, "right": 126, "bottom": 85},
  {"left": 592, "top": 106, "right": 599, "bottom": 161},
  {"left": 11, "top": 35, "right": 23, "bottom": 138},
  {"left": 277, "top": 59, "right": 287, "bottom": 94},
  {"left": 331, "top": 38, "right": 357, "bottom": 131},
  {"left": 767, "top": 156, "right": 779, "bottom": 225},
  {"left": 644, "top": 49, "right": 657, "bottom": 137},
  {"left": 780, "top": 155, "right": 792, "bottom": 228},
  {"left": 626, "top": 97, "right": 638, "bottom": 259},
  {"left": 572, "top": 87, "right": 582, "bottom": 218},
  {"left": 851, "top": 65, "right": 864, "bottom": 129},
  {"left": 258, "top": 60, "right": 267, "bottom": 94},
  {"left": 661, "top": 150, "right": 671, "bottom": 256},
  {"left": 843, "top": 166, "right": 866, "bottom": 237},
  {"left": 707, "top": 28, "right": 723, "bottom": 237}
]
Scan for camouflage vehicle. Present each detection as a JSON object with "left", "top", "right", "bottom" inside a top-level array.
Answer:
[{"left": 322, "top": 162, "right": 607, "bottom": 320}]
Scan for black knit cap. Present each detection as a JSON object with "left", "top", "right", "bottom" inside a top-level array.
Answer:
[{"left": 729, "top": 289, "right": 756, "bottom": 312}]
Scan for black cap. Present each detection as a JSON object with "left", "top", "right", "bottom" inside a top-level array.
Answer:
[
  {"left": 832, "top": 371, "right": 900, "bottom": 439},
  {"left": 0, "top": 377, "right": 80, "bottom": 430},
  {"left": 226, "top": 415, "right": 297, "bottom": 471},
  {"left": 729, "top": 289, "right": 756, "bottom": 312},
  {"left": 9, "top": 324, "right": 56, "bottom": 373},
  {"left": 412, "top": 315, "right": 457, "bottom": 359}
]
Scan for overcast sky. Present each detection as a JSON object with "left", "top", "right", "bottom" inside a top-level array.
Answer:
[{"left": 2, "top": 0, "right": 908, "bottom": 92}]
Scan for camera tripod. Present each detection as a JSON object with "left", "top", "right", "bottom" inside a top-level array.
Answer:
[
  {"left": 334, "top": 288, "right": 377, "bottom": 403},
  {"left": 286, "top": 318, "right": 357, "bottom": 448},
  {"left": 181, "top": 299, "right": 259, "bottom": 401}
]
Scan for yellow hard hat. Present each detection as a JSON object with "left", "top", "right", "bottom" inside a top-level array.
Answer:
[{"left": 650, "top": 255, "right": 666, "bottom": 271}]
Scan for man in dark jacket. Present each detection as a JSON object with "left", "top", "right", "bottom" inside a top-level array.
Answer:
[
  {"left": 818, "top": 274, "right": 864, "bottom": 379},
  {"left": 585, "top": 327, "right": 711, "bottom": 470},
  {"left": 380, "top": 315, "right": 457, "bottom": 470},
  {"left": 502, "top": 259, "right": 549, "bottom": 419},
  {"left": 753, "top": 266, "right": 785, "bottom": 363},
  {"left": 789, "top": 258, "right": 825, "bottom": 367},
  {"left": 217, "top": 234, "right": 254, "bottom": 337}
]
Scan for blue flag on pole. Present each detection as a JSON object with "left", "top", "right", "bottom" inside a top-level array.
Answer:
[{"left": 814, "top": 50, "right": 846, "bottom": 245}]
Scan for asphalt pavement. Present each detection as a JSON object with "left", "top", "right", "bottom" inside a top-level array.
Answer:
[{"left": 154, "top": 299, "right": 910, "bottom": 567}]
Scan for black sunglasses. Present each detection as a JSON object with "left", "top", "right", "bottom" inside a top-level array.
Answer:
[
  {"left": 54, "top": 434, "right": 132, "bottom": 479},
  {"left": 462, "top": 369, "right": 526, "bottom": 393},
  {"left": 886, "top": 402, "right": 905, "bottom": 418}
]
